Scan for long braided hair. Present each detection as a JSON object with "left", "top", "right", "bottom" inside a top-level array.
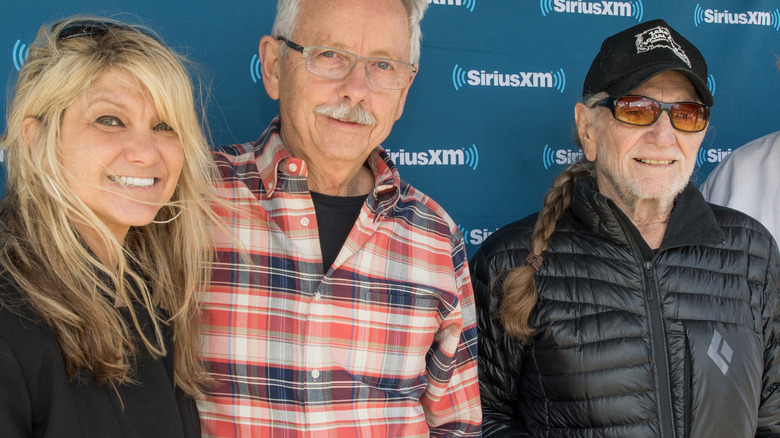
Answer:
[
  {"left": 498, "top": 160, "right": 595, "bottom": 341},
  {"left": 498, "top": 92, "right": 608, "bottom": 341}
]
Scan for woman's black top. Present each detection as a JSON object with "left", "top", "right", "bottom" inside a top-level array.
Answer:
[{"left": 0, "top": 273, "right": 200, "bottom": 437}]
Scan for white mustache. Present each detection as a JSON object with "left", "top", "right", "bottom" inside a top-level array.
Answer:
[{"left": 314, "top": 102, "right": 377, "bottom": 126}]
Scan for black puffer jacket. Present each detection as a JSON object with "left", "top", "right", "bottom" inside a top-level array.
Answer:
[{"left": 471, "top": 179, "right": 780, "bottom": 437}]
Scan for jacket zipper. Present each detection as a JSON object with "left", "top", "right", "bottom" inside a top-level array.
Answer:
[
  {"left": 611, "top": 203, "right": 677, "bottom": 437},
  {"left": 683, "top": 323, "right": 692, "bottom": 438},
  {"left": 643, "top": 260, "right": 676, "bottom": 437}
]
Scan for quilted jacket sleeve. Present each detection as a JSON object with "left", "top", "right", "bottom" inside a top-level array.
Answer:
[
  {"left": 470, "top": 245, "right": 530, "bottom": 438},
  {"left": 757, "top": 237, "right": 780, "bottom": 437}
]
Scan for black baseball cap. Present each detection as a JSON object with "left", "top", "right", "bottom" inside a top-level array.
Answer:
[{"left": 582, "top": 19, "right": 713, "bottom": 107}]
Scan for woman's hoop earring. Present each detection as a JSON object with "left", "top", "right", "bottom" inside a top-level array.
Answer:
[
  {"left": 47, "top": 177, "right": 64, "bottom": 201},
  {"left": 151, "top": 206, "right": 182, "bottom": 224}
]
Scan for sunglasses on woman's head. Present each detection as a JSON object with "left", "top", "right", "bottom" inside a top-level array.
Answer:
[{"left": 53, "top": 19, "right": 160, "bottom": 44}]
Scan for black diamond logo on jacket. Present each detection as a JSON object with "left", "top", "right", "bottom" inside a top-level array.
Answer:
[{"left": 707, "top": 330, "right": 733, "bottom": 375}]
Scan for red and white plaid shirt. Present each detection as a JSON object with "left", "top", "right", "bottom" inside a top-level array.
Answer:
[{"left": 198, "top": 117, "right": 481, "bottom": 437}]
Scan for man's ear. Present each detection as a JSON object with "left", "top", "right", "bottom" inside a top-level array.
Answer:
[
  {"left": 21, "top": 117, "right": 40, "bottom": 151},
  {"left": 259, "top": 36, "right": 282, "bottom": 101},
  {"left": 394, "top": 67, "right": 417, "bottom": 121},
  {"left": 574, "top": 102, "right": 598, "bottom": 162}
]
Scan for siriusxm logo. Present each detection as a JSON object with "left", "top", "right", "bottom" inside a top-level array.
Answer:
[
  {"left": 458, "top": 224, "right": 498, "bottom": 246},
  {"left": 452, "top": 65, "right": 565, "bottom": 93},
  {"left": 540, "top": 0, "right": 644, "bottom": 21},
  {"left": 694, "top": 4, "right": 780, "bottom": 31},
  {"left": 12, "top": 39, "right": 29, "bottom": 71},
  {"left": 250, "top": 54, "right": 262, "bottom": 83},
  {"left": 428, "top": 0, "right": 476, "bottom": 12},
  {"left": 542, "top": 144, "right": 584, "bottom": 170},
  {"left": 386, "top": 144, "right": 479, "bottom": 170},
  {"left": 696, "top": 147, "right": 732, "bottom": 167}
]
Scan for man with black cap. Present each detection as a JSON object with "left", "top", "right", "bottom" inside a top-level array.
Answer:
[{"left": 471, "top": 19, "right": 780, "bottom": 437}]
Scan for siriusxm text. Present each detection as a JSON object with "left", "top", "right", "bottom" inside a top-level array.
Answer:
[
  {"left": 555, "top": 149, "right": 584, "bottom": 165},
  {"left": 468, "top": 70, "right": 554, "bottom": 88},
  {"left": 466, "top": 228, "right": 497, "bottom": 246},
  {"left": 702, "top": 9, "right": 774, "bottom": 26},
  {"left": 553, "top": 1, "right": 633, "bottom": 16},
  {"left": 387, "top": 149, "right": 465, "bottom": 166},
  {"left": 704, "top": 148, "right": 732, "bottom": 163}
]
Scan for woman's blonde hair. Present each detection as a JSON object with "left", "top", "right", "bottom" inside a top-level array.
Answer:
[{"left": 0, "top": 16, "right": 218, "bottom": 395}]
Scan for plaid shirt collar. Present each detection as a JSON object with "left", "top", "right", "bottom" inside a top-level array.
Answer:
[{"left": 253, "top": 115, "right": 400, "bottom": 218}]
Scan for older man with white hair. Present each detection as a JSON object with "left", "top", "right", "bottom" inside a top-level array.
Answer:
[{"left": 197, "top": 0, "right": 482, "bottom": 436}]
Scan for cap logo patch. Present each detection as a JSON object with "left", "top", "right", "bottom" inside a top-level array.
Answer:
[{"left": 635, "top": 25, "right": 691, "bottom": 67}]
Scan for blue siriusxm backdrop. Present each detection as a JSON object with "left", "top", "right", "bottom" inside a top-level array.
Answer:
[{"left": 2, "top": 1, "right": 779, "bottom": 257}]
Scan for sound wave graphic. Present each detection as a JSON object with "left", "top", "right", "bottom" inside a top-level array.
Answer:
[
  {"left": 772, "top": 9, "right": 780, "bottom": 31},
  {"left": 694, "top": 3, "right": 705, "bottom": 27},
  {"left": 707, "top": 74, "right": 716, "bottom": 96},
  {"left": 13, "top": 40, "right": 28, "bottom": 72},
  {"left": 249, "top": 54, "right": 262, "bottom": 83},
  {"left": 552, "top": 69, "right": 566, "bottom": 93},
  {"left": 632, "top": 0, "right": 644, "bottom": 21},
  {"left": 463, "top": 144, "right": 479, "bottom": 170},
  {"left": 452, "top": 64, "right": 467, "bottom": 91},
  {"left": 462, "top": 0, "right": 476, "bottom": 13},
  {"left": 457, "top": 224, "right": 469, "bottom": 238},
  {"left": 696, "top": 147, "right": 707, "bottom": 167},
  {"left": 539, "top": 0, "right": 554, "bottom": 16},
  {"left": 542, "top": 144, "right": 556, "bottom": 170}
]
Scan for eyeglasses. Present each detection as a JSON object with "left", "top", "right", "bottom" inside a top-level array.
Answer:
[
  {"left": 53, "top": 19, "right": 159, "bottom": 43},
  {"left": 597, "top": 95, "right": 710, "bottom": 133},
  {"left": 278, "top": 37, "right": 416, "bottom": 90}
]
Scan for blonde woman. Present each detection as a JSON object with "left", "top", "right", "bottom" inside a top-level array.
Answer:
[{"left": 0, "top": 17, "right": 218, "bottom": 436}]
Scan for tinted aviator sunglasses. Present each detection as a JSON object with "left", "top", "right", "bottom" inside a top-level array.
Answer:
[{"left": 598, "top": 95, "right": 710, "bottom": 133}]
